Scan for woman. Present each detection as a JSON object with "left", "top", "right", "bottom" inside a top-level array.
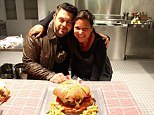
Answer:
[{"left": 69, "top": 10, "right": 112, "bottom": 81}]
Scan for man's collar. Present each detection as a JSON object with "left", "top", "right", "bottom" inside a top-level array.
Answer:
[{"left": 47, "top": 20, "right": 57, "bottom": 40}]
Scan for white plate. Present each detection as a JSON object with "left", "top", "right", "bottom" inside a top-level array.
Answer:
[{"left": 39, "top": 87, "right": 107, "bottom": 115}]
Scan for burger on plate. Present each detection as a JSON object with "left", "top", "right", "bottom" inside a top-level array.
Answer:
[
  {"left": 0, "top": 81, "right": 10, "bottom": 102},
  {"left": 47, "top": 80, "right": 98, "bottom": 115}
]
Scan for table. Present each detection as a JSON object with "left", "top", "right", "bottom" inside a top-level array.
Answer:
[{"left": 0, "top": 79, "right": 143, "bottom": 115}]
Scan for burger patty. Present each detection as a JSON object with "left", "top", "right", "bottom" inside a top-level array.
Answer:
[{"left": 55, "top": 94, "right": 94, "bottom": 113}]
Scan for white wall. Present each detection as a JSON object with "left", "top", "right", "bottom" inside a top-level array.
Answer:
[
  {"left": 0, "top": 0, "right": 76, "bottom": 37},
  {"left": 0, "top": 0, "right": 6, "bottom": 21},
  {"left": 0, "top": 0, "right": 38, "bottom": 38},
  {"left": 38, "top": 0, "right": 75, "bottom": 20},
  {"left": 121, "top": 0, "right": 154, "bottom": 20}
]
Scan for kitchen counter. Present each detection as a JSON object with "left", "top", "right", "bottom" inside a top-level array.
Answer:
[
  {"left": 0, "top": 44, "right": 23, "bottom": 52},
  {"left": 124, "top": 28, "right": 154, "bottom": 59},
  {"left": 0, "top": 79, "right": 144, "bottom": 115},
  {"left": 0, "top": 36, "right": 23, "bottom": 52},
  {"left": 94, "top": 25, "right": 127, "bottom": 60},
  {"left": 94, "top": 21, "right": 154, "bottom": 60}
]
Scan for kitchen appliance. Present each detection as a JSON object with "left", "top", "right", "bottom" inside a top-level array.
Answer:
[{"left": 0, "top": 63, "right": 14, "bottom": 79}]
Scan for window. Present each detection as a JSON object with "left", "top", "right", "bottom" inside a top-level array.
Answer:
[
  {"left": 24, "top": 0, "right": 38, "bottom": 19},
  {"left": 5, "top": 0, "right": 17, "bottom": 20}
]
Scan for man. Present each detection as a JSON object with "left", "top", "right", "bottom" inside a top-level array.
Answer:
[{"left": 23, "top": 3, "right": 78, "bottom": 83}]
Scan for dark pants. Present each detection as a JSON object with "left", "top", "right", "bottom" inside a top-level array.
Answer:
[{"left": 100, "top": 56, "right": 113, "bottom": 81}]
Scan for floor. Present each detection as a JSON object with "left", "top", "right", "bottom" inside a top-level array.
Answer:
[
  {"left": 111, "top": 59, "right": 154, "bottom": 115},
  {"left": 0, "top": 51, "right": 23, "bottom": 65},
  {"left": 0, "top": 52, "right": 154, "bottom": 114}
]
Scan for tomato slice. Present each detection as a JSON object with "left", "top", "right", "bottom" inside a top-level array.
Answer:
[{"left": 56, "top": 95, "right": 94, "bottom": 113}]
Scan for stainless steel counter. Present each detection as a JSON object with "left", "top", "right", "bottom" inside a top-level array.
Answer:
[
  {"left": 94, "top": 21, "right": 154, "bottom": 60},
  {"left": 94, "top": 25, "right": 127, "bottom": 60},
  {"left": 124, "top": 28, "right": 154, "bottom": 59}
]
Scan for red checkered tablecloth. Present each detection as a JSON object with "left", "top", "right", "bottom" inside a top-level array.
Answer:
[
  {"left": 0, "top": 79, "right": 143, "bottom": 115},
  {"left": 100, "top": 82, "right": 143, "bottom": 115}
]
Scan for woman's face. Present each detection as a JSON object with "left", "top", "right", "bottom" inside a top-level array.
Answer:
[{"left": 74, "top": 19, "right": 93, "bottom": 43}]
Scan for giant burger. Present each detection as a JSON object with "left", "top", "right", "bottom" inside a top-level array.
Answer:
[{"left": 47, "top": 80, "right": 98, "bottom": 115}]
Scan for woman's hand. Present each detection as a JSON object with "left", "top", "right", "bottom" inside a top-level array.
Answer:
[
  {"left": 28, "top": 24, "right": 44, "bottom": 38},
  {"left": 99, "top": 33, "right": 110, "bottom": 48}
]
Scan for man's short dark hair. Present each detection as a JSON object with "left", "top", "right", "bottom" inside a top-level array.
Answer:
[{"left": 55, "top": 3, "right": 78, "bottom": 18}]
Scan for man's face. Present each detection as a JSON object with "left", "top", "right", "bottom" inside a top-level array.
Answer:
[{"left": 53, "top": 9, "right": 74, "bottom": 37}]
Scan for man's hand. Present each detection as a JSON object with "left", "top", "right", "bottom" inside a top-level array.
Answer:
[
  {"left": 99, "top": 33, "right": 110, "bottom": 48},
  {"left": 50, "top": 73, "right": 67, "bottom": 84},
  {"left": 28, "top": 24, "right": 44, "bottom": 38}
]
